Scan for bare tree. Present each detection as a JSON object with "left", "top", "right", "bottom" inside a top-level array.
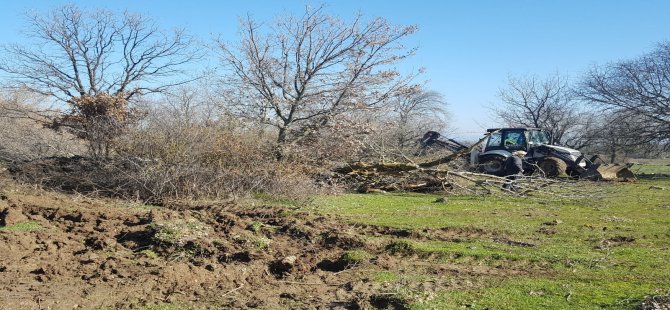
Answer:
[
  {"left": 558, "top": 110, "right": 602, "bottom": 151},
  {"left": 573, "top": 110, "right": 648, "bottom": 162},
  {"left": 217, "top": 6, "right": 417, "bottom": 148},
  {"left": 389, "top": 88, "right": 449, "bottom": 149},
  {"left": 0, "top": 5, "right": 199, "bottom": 157},
  {"left": 159, "top": 81, "right": 228, "bottom": 128},
  {"left": 0, "top": 5, "right": 198, "bottom": 103},
  {"left": 495, "top": 74, "right": 579, "bottom": 145},
  {"left": 579, "top": 41, "right": 670, "bottom": 149}
]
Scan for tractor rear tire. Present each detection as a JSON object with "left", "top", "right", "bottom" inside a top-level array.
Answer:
[
  {"left": 538, "top": 157, "right": 568, "bottom": 177},
  {"left": 478, "top": 156, "right": 506, "bottom": 176}
]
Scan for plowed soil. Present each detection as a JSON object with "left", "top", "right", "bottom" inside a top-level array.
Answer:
[{"left": 0, "top": 176, "right": 529, "bottom": 309}]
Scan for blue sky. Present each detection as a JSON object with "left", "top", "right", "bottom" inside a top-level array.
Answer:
[{"left": 1, "top": 1, "right": 668, "bottom": 140}]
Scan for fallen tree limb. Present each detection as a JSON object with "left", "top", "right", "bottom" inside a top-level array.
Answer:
[{"left": 332, "top": 161, "right": 603, "bottom": 200}]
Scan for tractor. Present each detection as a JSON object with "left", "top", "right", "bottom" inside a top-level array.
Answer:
[{"left": 420, "top": 128, "right": 634, "bottom": 180}]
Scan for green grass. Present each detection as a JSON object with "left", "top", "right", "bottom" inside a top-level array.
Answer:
[
  {"left": 374, "top": 271, "right": 400, "bottom": 283},
  {"left": 247, "top": 221, "right": 264, "bottom": 232},
  {"left": 341, "top": 250, "right": 373, "bottom": 264},
  {"left": 124, "top": 201, "right": 162, "bottom": 212},
  {"left": 139, "top": 249, "right": 159, "bottom": 259},
  {"left": 632, "top": 162, "right": 670, "bottom": 175},
  {"left": 253, "top": 236, "right": 271, "bottom": 250},
  {"left": 0, "top": 221, "right": 43, "bottom": 232},
  {"left": 311, "top": 179, "right": 670, "bottom": 309},
  {"left": 252, "top": 192, "right": 310, "bottom": 208}
]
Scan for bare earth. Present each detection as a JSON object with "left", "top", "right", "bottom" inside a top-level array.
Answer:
[{"left": 0, "top": 176, "right": 533, "bottom": 309}]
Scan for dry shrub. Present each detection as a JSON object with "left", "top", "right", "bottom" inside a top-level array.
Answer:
[
  {"left": 285, "top": 111, "right": 444, "bottom": 166},
  {"left": 11, "top": 125, "right": 319, "bottom": 203},
  {"left": 0, "top": 93, "right": 85, "bottom": 162},
  {"left": 283, "top": 115, "right": 374, "bottom": 166},
  {"left": 4, "top": 88, "right": 321, "bottom": 203},
  {"left": 48, "top": 93, "right": 142, "bottom": 158},
  {"left": 0, "top": 117, "right": 85, "bottom": 162},
  {"left": 115, "top": 125, "right": 319, "bottom": 202}
]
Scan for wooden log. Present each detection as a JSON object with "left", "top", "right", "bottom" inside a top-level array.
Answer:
[{"left": 335, "top": 162, "right": 419, "bottom": 174}]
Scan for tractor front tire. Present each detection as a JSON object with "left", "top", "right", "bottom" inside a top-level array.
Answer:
[
  {"left": 538, "top": 157, "right": 568, "bottom": 177},
  {"left": 478, "top": 156, "right": 506, "bottom": 176}
]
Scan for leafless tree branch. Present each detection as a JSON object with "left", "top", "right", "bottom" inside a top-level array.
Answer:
[
  {"left": 217, "top": 5, "right": 418, "bottom": 149},
  {"left": 578, "top": 41, "right": 670, "bottom": 149},
  {"left": 0, "top": 5, "right": 200, "bottom": 103},
  {"left": 494, "top": 74, "right": 580, "bottom": 146}
]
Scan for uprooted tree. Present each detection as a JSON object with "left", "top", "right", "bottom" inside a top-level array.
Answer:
[{"left": 217, "top": 6, "right": 418, "bottom": 155}]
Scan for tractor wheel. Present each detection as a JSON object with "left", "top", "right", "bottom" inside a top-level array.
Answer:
[
  {"left": 478, "top": 156, "right": 505, "bottom": 176},
  {"left": 538, "top": 157, "right": 568, "bottom": 177}
]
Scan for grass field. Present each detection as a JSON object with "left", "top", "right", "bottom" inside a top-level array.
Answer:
[
  {"left": 631, "top": 162, "right": 670, "bottom": 176},
  {"left": 311, "top": 178, "right": 670, "bottom": 309}
]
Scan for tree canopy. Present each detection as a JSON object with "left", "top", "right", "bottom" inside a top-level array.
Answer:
[
  {"left": 0, "top": 5, "right": 199, "bottom": 102},
  {"left": 218, "top": 6, "right": 418, "bottom": 145},
  {"left": 579, "top": 42, "right": 670, "bottom": 148}
]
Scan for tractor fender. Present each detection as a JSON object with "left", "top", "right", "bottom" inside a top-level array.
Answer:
[{"left": 478, "top": 149, "right": 512, "bottom": 160}]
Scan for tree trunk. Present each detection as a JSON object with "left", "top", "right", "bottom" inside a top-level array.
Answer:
[
  {"left": 277, "top": 127, "right": 287, "bottom": 144},
  {"left": 609, "top": 147, "right": 616, "bottom": 163},
  {"left": 275, "top": 127, "right": 288, "bottom": 160}
]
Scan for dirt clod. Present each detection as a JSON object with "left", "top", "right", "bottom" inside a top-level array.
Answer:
[
  {"left": 0, "top": 205, "right": 28, "bottom": 226},
  {"left": 542, "top": 219, "right": 562, "bottom": 226},
  {"left": 538, "top": 227, "right": 558, "bottom": 235},
  {"left": 602, "top": 236, "right": 636, "bottom": 246},
  {"left": 269, "top": 256, "right": 298, "bottom": 279},
  {"left": 317, "top": 259, "right": 349, "bottom": 272},
  {"left": 369, "top": 294, "right": 409, "bottom": 309}
]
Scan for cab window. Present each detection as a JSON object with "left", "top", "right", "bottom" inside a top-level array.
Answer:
[
  {"left": 529, "top": 130, "right": 549, "bottom": 144},
  {"left": 503, "top": 130, "right": 526, "bottom": 150},
  {"left": 487, "top": 132, "right": 502, "bottom": 148}
]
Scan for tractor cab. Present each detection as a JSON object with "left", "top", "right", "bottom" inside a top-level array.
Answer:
[{"left": 483, "top": 128, "right": 549, "bottom": 153}]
